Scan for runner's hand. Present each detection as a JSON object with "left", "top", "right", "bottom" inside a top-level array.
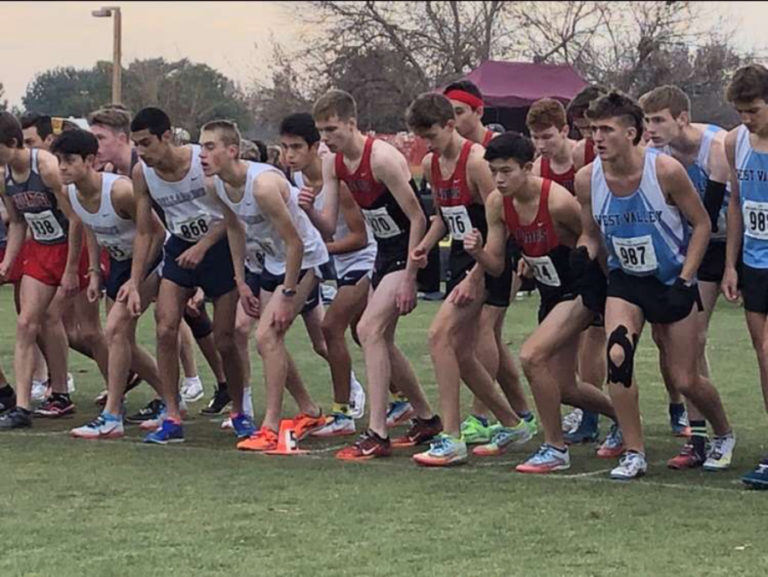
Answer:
[
  {"left": 117, "top": 279, "right": 142, "bottom": 317},
  {"left": 721, "top": 266, "right": 740, "bottom": 303},
  {"left": 238, "top": 281, "right": 260, "bottom": 318},
  {"left": 395, "top": 274, "right": 417, "bottom": 315},
  {"left": 463, "top": 229, "right": 483, "bottom": 257},
  {"left": 176, "top": 243, "right": 207, "bottom": 269},
  {"left": 410, "top": 245, "right": 429, "bottom": 269},
  {"left": 297, "top": 187, "right": 316, "bottom": 212}
]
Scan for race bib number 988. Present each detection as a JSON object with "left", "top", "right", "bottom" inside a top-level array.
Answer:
[
  {"left": 361, "top": 207, "right": 401, "bottom": 239},
  {"left": 744, "top": 200, "right": 768, "bottom": 240},
  {"left": 612, "top": 235, "right": 658, "bottom": 274}
]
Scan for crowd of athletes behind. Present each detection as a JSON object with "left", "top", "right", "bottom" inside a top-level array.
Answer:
[{"left": 0, "top": 61, "right": 767, "bottom": 489}]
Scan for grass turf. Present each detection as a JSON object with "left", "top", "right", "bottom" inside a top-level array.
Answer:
[{"left": 0, "top": 285, "right": 766, "bottom": 576}]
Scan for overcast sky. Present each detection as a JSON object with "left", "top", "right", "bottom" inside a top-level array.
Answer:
[{"left": 2, "top": 1, "right": 766, "bottom": 107}]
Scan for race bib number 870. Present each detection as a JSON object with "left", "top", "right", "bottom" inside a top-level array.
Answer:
[
  {"left": 612, "top": 235, "right": 658, "bottom": 274},
  {"left": 361, "top": 207, "right": 401, "bottom": 239}
]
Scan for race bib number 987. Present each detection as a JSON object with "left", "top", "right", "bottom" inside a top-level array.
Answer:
[
  {"left": 361, "top": 207, "right": 401, "bottom": 239},
  {"left": 612, "top": 235, "right": 658, "bottom": 274}
]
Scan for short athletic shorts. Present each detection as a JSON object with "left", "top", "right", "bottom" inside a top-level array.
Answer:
[
  {"left": 0, "top": 241, "right": 27, "bottom": 284},
  {"left": 371, "top": 247, "right": 407, "bottom": 290},
  {"left": 607, "top": 269, "right": 703, "bottom": 325},
  {"left": 445, "top": 255, "right": 514, "bottom": 308},
  {"left": 740, "top": 263, "right": 768, "bottom": 314},
  {"left": 698, "top": 241, "right": 726, "bottom": 283},
  {"left": 162, "top": 235, "right": 235, "bottom": 299},
  {"left": 537, "top": 290, "right": 578, "bottom": 324},
  {"left": 105, "top": 250, "right": 163, "bottom": 301},
  {"left": 21, "top": 239, "right": 89, "bottom": 290},
  {"left": 254, "top": 266, "right": 325, "bottom": 314}
]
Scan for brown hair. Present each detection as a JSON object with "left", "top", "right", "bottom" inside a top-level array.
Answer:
[
  {"left": 200, "top": 120, "right": 241, "bottom": 148},
  {"left": 313, "top": 89, "right": 357, "bottom": 122},
  {"left": 0, "top": 112, "right": 24, "bottom": 148},
  {"left": 88, "top": 107, "right": 131, "bottom": 136},
  {"left": 405, "top": 93, "right": 455, "bottom": 132},
  {"left": 726, "top": 63, "right": 768, "bottom": 104},
  {"left": 639, "top": 85, "right": 690, "bottom": 118},
  {"left": 566, "top": 84, "right": 608, "bottom": 121},
  {"left": 586, "top": 91, "right": 644, "bottom": 145},
  {"left": 526, "top": 98, "right": 567, "bottom": 131}
]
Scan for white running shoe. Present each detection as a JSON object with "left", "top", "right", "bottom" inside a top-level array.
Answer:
[
  {"left": 703, "top": 433, "right": 736, "bottom": 471},
  {"left": 562, "top": 408, "right": 583, "bottom": 434},
  {"left": 181, "top": 376, "right": 204, "bottom": 403},
  {"left": 311, "top": 413, "right": 356, "bottom": 437},
  {"left": 71, "top": 414, "right": 124, "bottom": 439},
  {"left": 220, "top": 417, "right": 233, "bottom": 430},
  {"left": 349, "top": 373, "right": 365, "bottom": 419},
  {"left": 31, "top": 380, "right": 48, "bottom": 402},
  {"left": 67, "top": 373, "right": 76, "bottom": 393},
  {"left": 610, "top": 451, "right": 648, "bottom": 480}
]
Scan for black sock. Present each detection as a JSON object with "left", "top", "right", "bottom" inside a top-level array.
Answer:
[
  {"left": 0, "top": 384, "right": 14, "bottom": 397},
  {"left": 689, "top": 419, "right": 707, "bottom": 458},
  {"left": 217, "top": 382, "right": 228, "bottom": 393}
]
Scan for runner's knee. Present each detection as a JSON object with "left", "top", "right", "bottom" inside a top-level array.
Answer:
[{"left": 607, "top": 325, "right": 637, "bottom": 388}]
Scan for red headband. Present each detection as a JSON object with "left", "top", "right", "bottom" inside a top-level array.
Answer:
[{"left": 445, "top": 90, "right": 483, "bottom": 110}]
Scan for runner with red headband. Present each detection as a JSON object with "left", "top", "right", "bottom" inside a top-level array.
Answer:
[{"left": 443, "top": 80, "right": 537, "bottom": 445}]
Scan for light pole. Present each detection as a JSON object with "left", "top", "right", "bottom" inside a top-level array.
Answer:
[{"left": 91, "top": 6, "right": 122, "bottom": 104}]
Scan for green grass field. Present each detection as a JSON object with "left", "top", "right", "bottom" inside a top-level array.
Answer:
[{"left": 1, "top": 285, "right": 766, "bottom": 577}]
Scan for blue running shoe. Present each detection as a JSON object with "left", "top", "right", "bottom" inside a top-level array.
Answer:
[
  {"left": 143, "top": 419, "right": 184, "bottom": 444},
  {"left": 742, "top": 458, "right": 768, "bottom": 490},
  {"left": 231, "top": 413, "right": 257, "bottom": 439},
  {"left": 516, "top": 443, "right": 571, "bottom": 474},
  {"left": 564, "top": 410, "right": 599, "bottom": 444},
  {"left": 669, "top": 403, "right": 690, "bottom": 437}
]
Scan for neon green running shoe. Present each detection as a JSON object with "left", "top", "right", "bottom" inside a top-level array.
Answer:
[
  {"left": 460, "top": 415, "right": 496, "bottom": 445},
  {"left": 472, "top": 422, "right": 533, "bottom": 456},
  {"left": 523, "top": 414, "right": 539, "bottom": 437}
]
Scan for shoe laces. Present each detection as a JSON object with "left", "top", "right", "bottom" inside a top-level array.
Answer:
[{"left": 708, "top": 436, "right": 730, "bottom": 459}]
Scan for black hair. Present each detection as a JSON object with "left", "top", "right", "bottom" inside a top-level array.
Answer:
[
  {"left": 586, "top": 91, "right": 644, "bottom": 145},
  {"left": 20, "top": 112, "right": 53, "bottom": 140},
  {"left": 443, "top": 80, "right": 483, "bottom": 99},
  {"left": 483, "top": 131, "right": 535, "bottom": 165},
  {"left": 51, "top": 128, "right": 99, "bottom": 160},
  {"left": 253, "top": 139, "right": 268, "bottom": 163},
  {"left": 130, "top": 107, "right": 171, "bottom": 138},
  {"left": 279, "top": 113, "right": 320, "bottom": 146}
]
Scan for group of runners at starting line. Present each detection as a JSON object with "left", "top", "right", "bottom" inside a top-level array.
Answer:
[{"left": 1, "top": 62, "right": 768, "bottom": 489}]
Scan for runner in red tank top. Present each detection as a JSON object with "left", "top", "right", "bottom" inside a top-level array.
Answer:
[
  {"left": 465, "top": 131, "right": 618, "bottom": 474},
  {"left": 405, "top": 93, "right": 529, "bottom": 466},
  {"left": 567, "top": 84, "right": 607, "bottom": 171},
  {"left": 443, "top": 79, "right": 534, "bottom": 440},
  {"left": 301, "top": 89, "right": 438, "bottom": 461},
  {"left": 527, "top": 98, "right": 608, "bottom": 444}
]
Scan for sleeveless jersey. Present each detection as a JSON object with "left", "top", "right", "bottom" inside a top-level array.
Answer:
[
  {"left": 685, "top": 124, "right": 728, "bottom": 241},
  {"left": 141, "top": 145, "right": 222, "bottom": 243},
  {"left": 592, "top": 151, "right": 689, "bottom": 285},
  {"left": 482, "top": 129, "right": 496, "bottom": 147},
  {"left": 735, "top": 124, "right": 768, "bottom": 269},
  {"left": 335, "top": 137, "right": 412, "bottom": 253},
  {"left": 584, "top": 139, "right": 596, "bottom": 165},
  {"left": 431, "top": 140, "right": 486, "bottom": 265},
  {"left": 540, "top": 157, "right": 576, "bottom": 194},
  {"left": 68, "top": 173, "right": 135, "bottom": 262},
  {"left": 503, "top": 179, "right": 574, "bottom": 299},
  {"left": 294, "top": 170, "right": 376, "bottom": 276},
  {"left": 4, "top": 149, "right": 68, "bottom": 245},
  {"left": 215, "top": 162, "right": 328, "bottom": 275}
]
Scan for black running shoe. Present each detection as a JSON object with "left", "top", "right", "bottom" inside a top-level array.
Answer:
[
  {"left": 34, "top": 394, "right": 76, "bottom": 418},
  {"left": 125, "top": 398, "right": 165, "bottom": 424},
  {"left": 0, "top": 407, "right": 32, "bottom": 429},
  {"left": 200, "top": 388, "right": 231, "bottom": 415},
  {"left": 0, "top": 387, "right": 16, "bottom": 413}
]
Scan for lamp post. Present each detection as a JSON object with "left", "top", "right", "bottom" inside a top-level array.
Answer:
[{"left": 91, "top": 6, "right": 122, "bottom": 104}]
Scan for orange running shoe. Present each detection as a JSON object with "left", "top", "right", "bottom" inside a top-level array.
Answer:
[
  {"left": 293, "top": 412, "right": 326, "bottom": 440},
  {"left": 237, "top": 427, "right": 278, "bottom": 452},
  {"left": 336, "top": 430, "right": 391, "bottom": 461}
]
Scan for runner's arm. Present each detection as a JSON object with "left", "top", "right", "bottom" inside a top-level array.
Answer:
[
  {"left": 113, "top": 177, "right": 165, "bottom": 274},
  {"left": 549, "top": 182, "right": 583, "bottom": 239},
  {"left": 0, "top": 168, "right": 26, "bottom": 270},
  {"left": 129, "top": 161, "right": 156, "bottom": 285},
  {"left": 254, "top": 172, "right": 304, "bottom": 292},
  {"left": 303, "top": 156, "right": 339, "bottom": 239},
  {"left": 703, "top": 134, "right": 730, "bottom": 231},
  {"left": 327, "top": 182, "right": 367, "bottom": 255},
  {"left": 468, "top": 190, "right": 506, "bottom": 276},
  {"left": 39, "top": 152, "right": 82, "bottom": 275},
  {"left": 416, "top": 153, "right": 447, "bottom": 254},
  {"left": 573, "top": 164, "right": 605, "bottom": 265},
  {"left": 657, "top": 155, "right": 710, "bottom": 282},
  {"left": 723, "top": 129, "right": 743, "bottom": 273}
]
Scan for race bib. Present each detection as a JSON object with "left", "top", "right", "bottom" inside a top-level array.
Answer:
[
  {"left": 254, "top": 238, "right": 277, "bottom": 257},
  {"left": 743, "top": 200, "right": 768, "bottom": 240},
  {"left": 24, "top": 210, "right": 65, "bottom": 242},
  {"left": 173, "top": 216, "right": 211, "bottom": 242},
  {"left": 361, "top": 207, "right": 401, "bottom": 239},
  {"left": 612, "top": 235, "right": 658, "bottom": 274},
  {"left": 441, "top": 205, "right": 472, "bottom": 240},
  {"left": 102, "top": 242, "right": 132, "bottom": 262},
  {"left": 523, "top": 254, "right": 561, "bottom": 287}
]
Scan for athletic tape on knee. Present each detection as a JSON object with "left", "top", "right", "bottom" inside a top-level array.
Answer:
[{"left": 606, "top": 325, "right": 637, "bottom": 388}]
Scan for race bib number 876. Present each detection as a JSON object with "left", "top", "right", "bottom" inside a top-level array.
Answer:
[{"left": 441, "top": 205, "right": 472, "bottom": 240}]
